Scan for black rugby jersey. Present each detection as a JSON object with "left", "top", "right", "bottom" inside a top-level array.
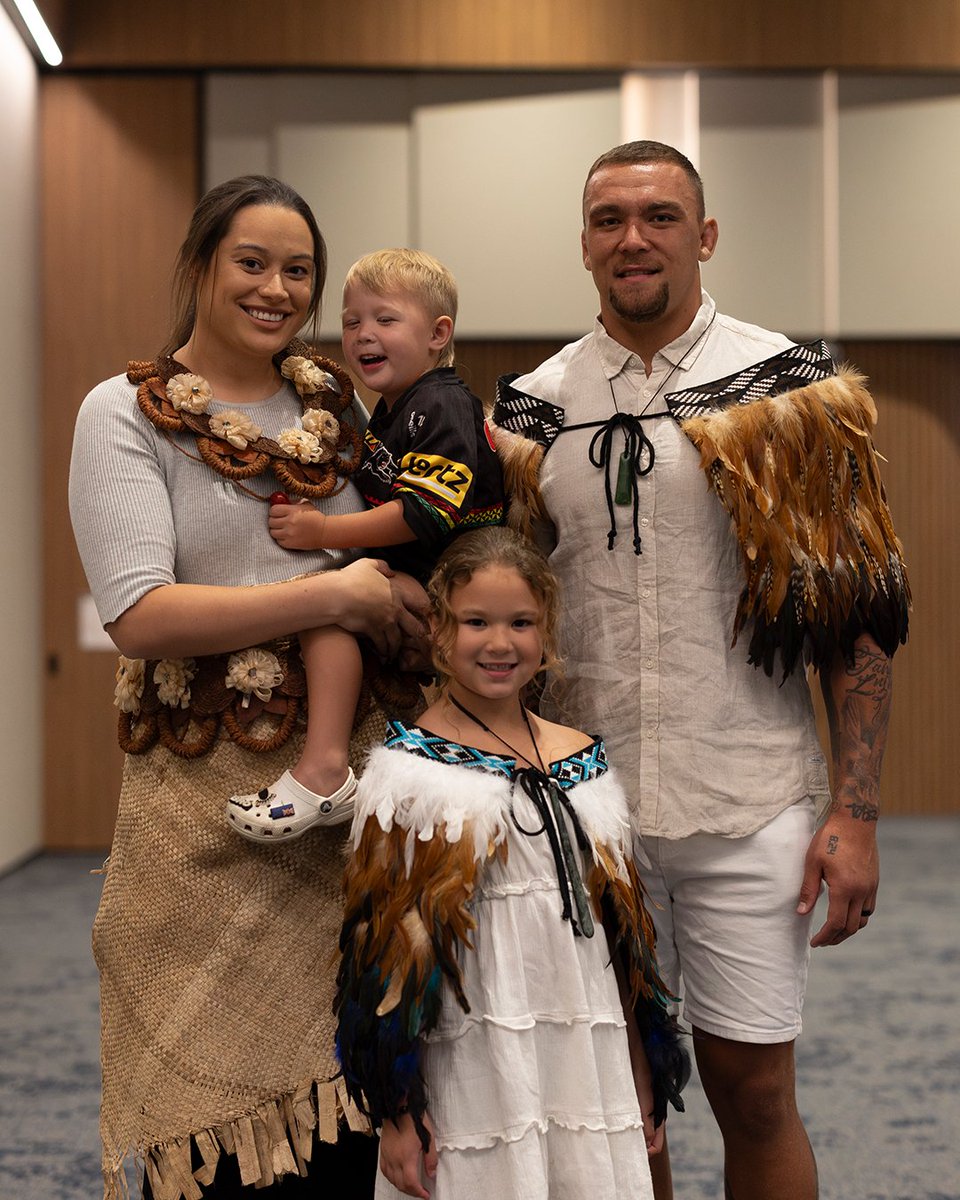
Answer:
[{"left": 356, "top": 368, "right": 504, "bottom": 580}]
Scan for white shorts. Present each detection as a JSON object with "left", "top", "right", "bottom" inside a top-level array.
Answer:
[{"left": 637, "top": 800, "right": 816, "bottom": 1044}]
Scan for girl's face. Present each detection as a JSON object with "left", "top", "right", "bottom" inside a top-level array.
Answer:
[
  {"left": 193, "top": 204, "right": 316, "bottom": 365},
  {"left": 441, "top": 565, "right": 545, "bottom": 704}
]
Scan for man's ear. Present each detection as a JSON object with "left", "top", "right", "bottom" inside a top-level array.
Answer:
[{"left": 698, "top": 218, "right": 719, "bottom": 262}]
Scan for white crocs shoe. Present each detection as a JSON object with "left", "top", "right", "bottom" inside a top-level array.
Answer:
[{"left": 226, "top": 768, "right": 357, "bottom": 842}]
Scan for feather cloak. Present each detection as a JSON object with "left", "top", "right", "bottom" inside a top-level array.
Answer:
[
  {"left": 679, "top": 366, "right": 910, "bottom": 677},
  {"left": 334, "top": 746, "right": 687, "bottom": 1142},
  {"left": 492, "top": 358, "right": 910, "bottom": 680}
]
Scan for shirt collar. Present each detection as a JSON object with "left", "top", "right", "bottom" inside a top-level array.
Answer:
[{"left": 593, "top": 290, "right": 717, "bottom": 380}]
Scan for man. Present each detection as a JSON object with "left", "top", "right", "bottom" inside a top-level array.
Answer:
[{"left": 493, "top": 141, "right": 908, "bottom": 1199}]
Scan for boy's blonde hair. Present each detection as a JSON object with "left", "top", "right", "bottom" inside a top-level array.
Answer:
[{"left": 343, "top": 248, "right": 458, "bottom": 368}]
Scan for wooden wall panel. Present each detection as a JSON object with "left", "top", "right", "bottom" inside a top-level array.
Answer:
[
  {"left": 38, "top": 0, "right": 69, "bottom": 47},
  {"left": 42, "top": 75, "right": 200, "bottom": 849},
  {"left": 59, "top": 0, "right": 960, "bottom": 71},
  {"left": 842, "top": 340, "right": 960, "bottom": 816}
]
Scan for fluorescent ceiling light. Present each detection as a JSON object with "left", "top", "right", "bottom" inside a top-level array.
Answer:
[{"left": 10, "top": 0, "right": 62, "bottom": 66}]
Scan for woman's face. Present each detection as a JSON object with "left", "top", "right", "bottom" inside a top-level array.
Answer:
[{"left": 193, "top": 203, "right": 316, "bottom": 364}]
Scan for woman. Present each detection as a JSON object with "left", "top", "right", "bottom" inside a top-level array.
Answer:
[{"left": 69, "top": 176, "right": 425, "bottom": 1199}]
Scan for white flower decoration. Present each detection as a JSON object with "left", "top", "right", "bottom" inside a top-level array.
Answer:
[
  {"left": 166, "top": 373, "right": 213, "bottom": 414},
  {"left": 278, "top": 427, "right": 323, "bottom": 464},
  {"left": 114, "top": 656, "right": 145, "bottom": 714},
  {"left": 225, "top": 648, "right": 284, "bottom": 707},
  {"left": 154, "top": 658, "right": 197, "bottom": 709},
  {"left": 209, "top": 409, "right": 263, "bottom": 450},
  {"left": 281, "top": 356, "right": 324, "bottom": 395},
  {"left": 302, "top": 408, "right": 340, "bottom": 447}
]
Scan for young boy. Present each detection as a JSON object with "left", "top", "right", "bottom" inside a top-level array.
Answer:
[{"left": 227, "top": 249, "right": 504, "bottom": 840}]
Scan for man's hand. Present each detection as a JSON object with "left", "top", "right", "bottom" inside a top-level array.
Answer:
[{"left": 797, "top": 814, "right": 879, "bottom": 946}]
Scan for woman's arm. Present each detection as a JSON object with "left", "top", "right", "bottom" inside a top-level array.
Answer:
[{"left": 107, "top": 558, "right": 413, "bottom": 660}]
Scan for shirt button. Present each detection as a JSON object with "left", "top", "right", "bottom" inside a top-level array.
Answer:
[
  {"left": 641, "top": 588, "right": 651, "bottom": 599},
  {"left": 640, "top": 517, "right": 649, "bottom": 528},
  {"left": 644, "top": 659, "right": 655, "bottom": 670},
  {"left": 646, "top": 728, "right": 657, "bottom": 739}
]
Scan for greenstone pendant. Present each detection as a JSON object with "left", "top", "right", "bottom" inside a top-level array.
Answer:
[{"left": 615, "top": 451, "right": 633, "bottom": 506}]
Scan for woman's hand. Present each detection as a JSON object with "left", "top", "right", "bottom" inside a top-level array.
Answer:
[
  {"left": 378, "top": 1111, "right": 438, "bottom": 1198},
  {"left": 391, "top": 573, "right": 432, "bottom": 671},
  {"left": 330, "top": 559, "right": 406, "bottom": 658}
]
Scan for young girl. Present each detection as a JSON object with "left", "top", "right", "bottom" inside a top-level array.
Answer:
[{"left": 335, "top": 526, "right": 688, "bottom": 1199}]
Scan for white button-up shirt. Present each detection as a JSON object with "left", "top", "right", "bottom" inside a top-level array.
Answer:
[{"left": 513, "top": 294, "right": 830, "bottom": 839}]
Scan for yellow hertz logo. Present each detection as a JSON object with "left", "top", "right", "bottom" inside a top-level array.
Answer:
[{"left": 397, "top": 453, "right": 473, "bottom": 507}]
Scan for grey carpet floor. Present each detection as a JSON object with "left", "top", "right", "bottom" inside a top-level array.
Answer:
[{"left": 1, "top": 816, "right": 958, "bottom": 1199}]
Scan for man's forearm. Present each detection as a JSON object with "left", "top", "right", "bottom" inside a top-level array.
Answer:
[{"left": 822, "top": 633, "right": 893, "bottom": 821}]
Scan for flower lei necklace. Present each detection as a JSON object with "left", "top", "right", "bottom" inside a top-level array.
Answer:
[{"left": 129, "top": 337, "right": 363, "bottom": 499}]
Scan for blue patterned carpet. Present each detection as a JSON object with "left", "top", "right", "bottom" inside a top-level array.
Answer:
[{"left": 1, "top": 817, "right": 958, "bottom": 1199}]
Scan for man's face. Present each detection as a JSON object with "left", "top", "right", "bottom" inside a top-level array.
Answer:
[{"left": 581, "top": 161, "right": 718, "bottom": 346}]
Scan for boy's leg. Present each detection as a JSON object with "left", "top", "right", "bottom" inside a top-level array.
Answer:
[
  {"left": 292, "top": 625, "right": 363, "bottom": 796},
  {"left": 226, "top": 626, "right": 363, "bottom": 840}
]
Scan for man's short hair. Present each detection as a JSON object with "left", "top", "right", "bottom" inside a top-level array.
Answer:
[{"left": 583, "top": 140, "right": 705, "bottom": 221}]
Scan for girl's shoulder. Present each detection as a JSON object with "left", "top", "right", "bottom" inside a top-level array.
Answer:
[
  {"left": 354, "top": 729, "right": 513, "bottom": 862},
  {"left": 530, "top": 714, "right": 602, "bottom": 768}
]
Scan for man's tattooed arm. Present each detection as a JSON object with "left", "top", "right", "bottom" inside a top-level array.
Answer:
[
  {"left": 797, "top": 633, "right": 892, "bottom": 945},
  {"left": 823, "top": 634, "right": 893, "bottom": 825}
]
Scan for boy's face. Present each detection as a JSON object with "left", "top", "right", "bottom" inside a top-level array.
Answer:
[{"left": 341, "top": 283, "right": 452, "bottom": 408}]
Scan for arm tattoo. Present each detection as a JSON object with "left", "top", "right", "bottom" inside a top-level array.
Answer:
[{"left": 823, "top": 639, "right": 892, "bottom": 822}]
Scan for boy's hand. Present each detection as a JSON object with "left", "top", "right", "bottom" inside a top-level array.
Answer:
[
  {"left": 268, "top": 499, "right": 327, "bottom": 550},
  {"left": 379, "top": 1111, "right": 438, "bottom": 1198}
]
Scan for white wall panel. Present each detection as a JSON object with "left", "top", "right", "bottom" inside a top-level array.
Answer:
[
  {"left": 699, "top": 75, "right": 825, "bottom": 340},
  {"left": 838, "top": 76, "right": 960, "bottom": 336},
  {"left": 415, "top": 88, "right": 620, "bottom": 337},
  {"left": 276, "top": 123, "right": 411, "bottom": 337},
  {"left": 206, "top": 70, "right": 959, "bottom": 341},
  {"left": 0, "top": 4, "right": 41, "bottom": 871}
]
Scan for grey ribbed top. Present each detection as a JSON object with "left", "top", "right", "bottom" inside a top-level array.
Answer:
[{"left": 69, "top": 372, "right": 366, "bottom": 626}]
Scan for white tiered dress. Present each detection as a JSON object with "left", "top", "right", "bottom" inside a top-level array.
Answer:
[{"left": 357, "top": 722, "right": 654, "bottom": 1200}]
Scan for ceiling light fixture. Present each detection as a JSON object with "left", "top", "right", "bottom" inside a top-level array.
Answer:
[{"left": 9, "top": 0, "right": 61, "bottom": 66}]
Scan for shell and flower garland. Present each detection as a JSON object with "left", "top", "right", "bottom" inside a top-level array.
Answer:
[
  {"left": 129, "top": 338, "right": 363, "bottom": 499},
  {"left": 114, "top": 644, "right": 305, "bottom": 757},
  {"left": 114, "top": 641, "right": 425, "bottom": 759}
]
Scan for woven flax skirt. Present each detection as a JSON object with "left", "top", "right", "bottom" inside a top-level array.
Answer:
[{"left": 94, "top": 702, "right": 387, "bottom": 1200}]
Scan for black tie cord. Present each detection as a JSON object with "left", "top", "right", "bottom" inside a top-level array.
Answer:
[
  {"left": 564, "top": 412, "right": 658, "bottom": 554},
  {"left": 513, "top": 768, "right": 595, "bottom": 938}
]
